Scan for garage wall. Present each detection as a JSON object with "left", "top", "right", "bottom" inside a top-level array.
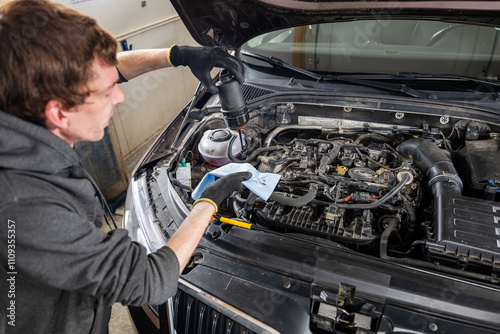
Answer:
[
  {"left": 59, "top": 0, "right": 176, "bottom": 37},
  {"left": 109, "top": 21, "right": 199, "bottom": 159},
  {"left": 58, "top": 0, "right": 200, "bottom": 159}
]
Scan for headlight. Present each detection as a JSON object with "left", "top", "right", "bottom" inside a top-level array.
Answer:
[{"left": 123, "top": 172, "right": 167, "bottom": 253}]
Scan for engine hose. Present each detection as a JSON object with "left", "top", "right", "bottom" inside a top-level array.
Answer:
[
  {"left": 379, "top": 203, "right": 398, "bottom": 212},
  {"left": 403, "top": 202, "right": 417, "bottom": 247},
  {"left": 355, "top": 133, "right": 392, "bottom": 144},
  {"left": 227, "top": 134, "right": 283, "bottom": 163},
  {"left": 268, "top": 156, "right": 300, "bottom": 165},
  {"left": 380, "top": 217, "right": 400, "bottom": 261},
  {"left": 380, "top": 217, "right": 499, "bottom": 284},
  {"left": 233, "top": 194, "right": 246, "bottom": 203},
  {"left": 334, "top": 173, "right": 409, "bottom": 209},
  {"left": 264, "top": 125, "right": 324, "bottom": 147},
  {"left": 397, "top": 138, "right": 462, "bottom": 195},
  {"left": 269, "top": 184, "right": 319, "bottom": 207},
  {"left": 232, "top": 200, "right": 244, "bottom": 217},
  {"left": 244, "top": 192, "right": 260, "bottom": 212},
  {"left": 355, "top": 147, "right": 405, "bottom": 171},
  {"left": 246, "top": 138, "right": 260, "bottom": 153},
  {"left": 170, "top": 177, "right": 193, "bottom": 192}
]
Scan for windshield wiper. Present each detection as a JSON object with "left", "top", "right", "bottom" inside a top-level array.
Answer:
[
  {"left": 336, "top": 72, "right": 500, "bottom": 99},
  {"left": 240, "top": 50, "right": 327, "bottom": 81},
  {"left": 332, "top": 76, "right": 438, "bottom": 99},
  {"left": 240, "top": 50, "right": 437, "bottom": 99},
  {"left": 394, "top": 72, "right": 500, "bottom": 87}
]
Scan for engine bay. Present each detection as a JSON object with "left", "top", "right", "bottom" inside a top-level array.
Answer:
[{"left": 159, "top": 94, "right": 500, "bottom": 284}]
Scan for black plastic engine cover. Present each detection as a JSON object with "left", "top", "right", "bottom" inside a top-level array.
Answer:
[
  {"left": 427, "top": 194, "right": 500, "bottom": 273},
  {"left": 456, "top": 139, "right": 500, "bottom": 191},
  {"left": 255, "top": 204, "right": 379, "bottom": 248}
]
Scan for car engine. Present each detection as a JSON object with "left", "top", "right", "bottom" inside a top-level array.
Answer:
[{"left": 162, "top": 84, "right": 500, "bottom": 285}]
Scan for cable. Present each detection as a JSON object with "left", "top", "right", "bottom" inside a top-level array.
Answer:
[
  {"left": 227, "top": 133, "right": 284, "bottom": 163},
  {"left": 334, "top": 173, "right": 409, "bottom": 209}
]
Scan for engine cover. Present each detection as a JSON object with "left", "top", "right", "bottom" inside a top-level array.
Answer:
[
  {"left": 456, "top": 139, "right": 500, "bottom": 194},
  {"left": 427, "top": 194, "right": 500, "bottom": 273}
]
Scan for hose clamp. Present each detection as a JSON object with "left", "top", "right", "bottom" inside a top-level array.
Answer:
[{"left": 428, "top": 172, "right": 463, "bottom": 189}]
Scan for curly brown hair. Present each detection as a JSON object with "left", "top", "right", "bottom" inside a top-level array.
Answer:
[{"left": 0, "top": 0, "right": 118, "bottom": 127}]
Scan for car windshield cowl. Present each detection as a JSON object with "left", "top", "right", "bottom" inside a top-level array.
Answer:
[
  {"left": 241, "top": 50, "right": 500, "bottom": 103},
  {"left": 332, "top": 74, "right": 500, "bottom": 100},
  {"left": 337, "top": 72, "right": 500, "bottom": 90}
]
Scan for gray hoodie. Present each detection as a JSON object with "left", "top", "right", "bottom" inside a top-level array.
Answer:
[{"left": 0, "top": 110, "right": 179, "bottom": 333}]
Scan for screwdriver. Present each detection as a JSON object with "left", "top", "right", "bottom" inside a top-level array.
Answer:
[{"left": 213, "top": 215, "right": 264, "bottom": 231}]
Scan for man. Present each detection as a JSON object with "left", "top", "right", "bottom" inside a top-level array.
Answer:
[{"left": 0, "top": 0, "right": 250, "bottom": 333}]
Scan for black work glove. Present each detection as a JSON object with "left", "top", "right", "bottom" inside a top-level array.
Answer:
[
  {"left": 168, "top": 45, "right": 245, "bottom": 94},
  {"left": 194, "top": 172, "right": 252, "bottom": 213}
]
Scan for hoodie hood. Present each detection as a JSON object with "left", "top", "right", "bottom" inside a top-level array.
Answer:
[{"left": 0, "top": 110, "right": 81, "bottom": 175}]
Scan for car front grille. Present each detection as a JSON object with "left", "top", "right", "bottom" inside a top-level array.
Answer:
[{"left": 173, "top": 289, "right": 257, "bottom": 334}]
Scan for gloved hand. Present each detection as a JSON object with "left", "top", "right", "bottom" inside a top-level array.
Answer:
[
  {"left": 168, "top": 45, "right": 245, "bottom": 94},
  {"left": 193, "top": 172, "right": 252, "bottom": 213}
]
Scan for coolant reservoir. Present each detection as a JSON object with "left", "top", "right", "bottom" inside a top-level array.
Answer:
[{"left": 198, "top": 129, "right": 243, "bottom": 166}]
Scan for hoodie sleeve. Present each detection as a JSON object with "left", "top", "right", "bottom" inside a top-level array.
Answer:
[{"left": 0, "top": 197, "right": 180, "bottom": 306}]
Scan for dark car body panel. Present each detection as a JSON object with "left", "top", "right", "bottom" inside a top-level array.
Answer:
[
  {"left": 187, "top": 224, "right": 500, "bottom": 333},
  {"left": 170, "top": 0, "right": 500, "bottom": 49}
]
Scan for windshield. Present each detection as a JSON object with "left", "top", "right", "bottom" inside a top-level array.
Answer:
[{"left": 241, "top": 20, "right": 500, "bottom": 78}]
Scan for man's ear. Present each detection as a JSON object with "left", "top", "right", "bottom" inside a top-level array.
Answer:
[{"left": 44, "top": 100, "right": 68, "bottom": 130}]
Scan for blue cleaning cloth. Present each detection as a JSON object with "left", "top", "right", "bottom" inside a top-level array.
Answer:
[{"left": 192, "top": 163, "right": 281, "bottom": 201}]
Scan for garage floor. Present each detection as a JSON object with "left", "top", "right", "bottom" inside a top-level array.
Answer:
[{"left": 109, "top": 301, "right": 138, "bottom": 334}]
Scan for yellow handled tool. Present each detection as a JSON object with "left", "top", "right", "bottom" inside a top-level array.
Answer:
[
  {"left": 214, "top": 215, "right": 263, "bottom": 231},
  {"left": 219, "top": 216, "right": 253, "bottom": 229}
]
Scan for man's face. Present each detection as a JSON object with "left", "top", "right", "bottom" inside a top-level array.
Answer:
[{"left": 62, "top": 59, "right": 124, "bottom": 145}]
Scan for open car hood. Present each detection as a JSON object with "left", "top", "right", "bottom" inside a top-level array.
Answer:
[{"left": 170, "top": 0, "right": 500, "bottom": 49}]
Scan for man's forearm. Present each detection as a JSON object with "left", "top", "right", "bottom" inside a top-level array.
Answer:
[
  {"left": 116, "top": 48, "right": 172, "bottom": 80},
  {"left": 165, "top": 201, "right": 215, "bottom": 275}
]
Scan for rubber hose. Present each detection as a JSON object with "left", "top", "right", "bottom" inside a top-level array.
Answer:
[
  {"left": 269, "top": 184, "right": 318, "bottom": 207},
  {"left": 244, "top": 192, "right": 260, "bottom": 212},
  {"left": 355, "top": 133, "right": 391, "bottom": 144},
  {"left": 227, "top": 134, "right": 282, "bottom": 163},
  {"left": 380, "top": 218, "right": 400, "bottom": 260},
  {"left": 397, "top": 138, "right": 462, "bottom": 194}
]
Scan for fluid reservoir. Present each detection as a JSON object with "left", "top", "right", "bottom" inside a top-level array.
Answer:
[{"left": 198, "top": 129, "right": 243, "bottom": 166}]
